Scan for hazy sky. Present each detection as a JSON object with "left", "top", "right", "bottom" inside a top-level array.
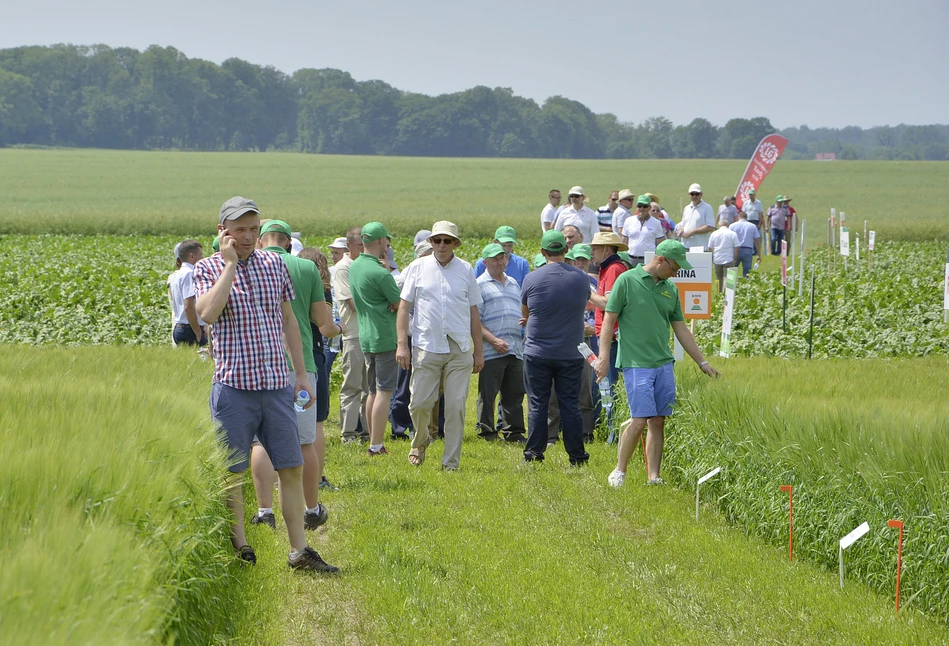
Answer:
[{"left": 3, "top": 0, "right": 946, "bottom": 129}]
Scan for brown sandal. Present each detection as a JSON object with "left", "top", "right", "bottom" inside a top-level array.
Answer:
[{"left": 408, "top": 447, "right": 426, "bottom": 466}]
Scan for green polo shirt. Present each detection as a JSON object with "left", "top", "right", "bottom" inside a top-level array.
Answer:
[
  {"left": 348, "top": 253, "right": 401, "bottom": 353},
  {"left": 265, "top": 246, "right": 320, "bottom": 373},
  {"left": 605, "top": 265, "right": 684, "bottom": 368}
]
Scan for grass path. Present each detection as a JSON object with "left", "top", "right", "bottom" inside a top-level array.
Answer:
[{"left": 232, "top": 407, "right": 945, "bottom": 644}]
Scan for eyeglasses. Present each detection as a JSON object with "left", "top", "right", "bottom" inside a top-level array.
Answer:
[
  {"left": 689, "top": 192, "right": 701, "bottom": 196},
  {"left": 430, "top": 237, "right": 454, "bottom": 245},
  {"left": 569, "top": 194, "right": 581, "bottom": 199},
  {"left": 662, "top": 258, "right": 680, "bottom": 272}
]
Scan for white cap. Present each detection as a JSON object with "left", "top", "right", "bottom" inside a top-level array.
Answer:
[
  {"left": 173, "top": 242, "right": 182, "bottom": 261},
  {"left": 328, "top": 237, "right": 349, "bottom": 250},
  {"left": 568, "top": 186, "right": 585, "bottom": 196},
  {"left": 290, "top": 238, "right": 304, "bottom": 256},
  {"left": 689, "top": 183, "right": 703, "bottom": 194}
]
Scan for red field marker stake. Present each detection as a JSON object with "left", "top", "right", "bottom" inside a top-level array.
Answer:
[
  {"left": 887, "top": 519, "right": 904, "bottom": 615},
  {"left": 780, "top": 485, "right": 793, "bottom": 560}
]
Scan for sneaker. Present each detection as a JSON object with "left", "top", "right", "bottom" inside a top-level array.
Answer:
[
  {"left": 250, "top": 511, "right": 276, "bottom": 529},
  {"left": 288, "top": 546, "right": 339, "bottom": 573},
  {"left": 319, "top": 476, "right": 339, "bottom": 491},
  {"left": 503, "top": 433, "right": 527, "bottom": 444},
  {"left": 608, "top": 469, "right": 626, "bottom": 488},
  {"left": 237, "top": 544, "right": 257, "bottom": 565},
  {"left": 647, "top": 477, "right": 667, "bottom": 486},
  {"left": 304, "top": 504, "right": 329, "bottom": 530},
  {"left": 367, "top": 446, "right": 389, "bottom": 457}
]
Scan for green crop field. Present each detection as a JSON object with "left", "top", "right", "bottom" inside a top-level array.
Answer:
[
  {"left": 1, "top": 148, "right": 948, "bottom": 243},
  {"left": 3, "top": 148, "right": 949, "bottom": 643}
]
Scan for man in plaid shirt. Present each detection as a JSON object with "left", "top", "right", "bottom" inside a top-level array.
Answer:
[{"left": 194, "top": 196, "right": 337, "bottom": 572}]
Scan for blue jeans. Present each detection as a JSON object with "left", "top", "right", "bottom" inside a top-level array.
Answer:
[
  {"left": 770, "top": 228, "right": 785, "bottom": 255},
  {"left": 739, "top": 247, "right": 755, "bottom": 276},
  {"left": 523, "top": 355, "right": 589, "bottom": 464}
]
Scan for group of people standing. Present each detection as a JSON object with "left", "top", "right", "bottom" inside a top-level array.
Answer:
[{"left": 169, "top": 188, "right": 723, "bottom": 572}]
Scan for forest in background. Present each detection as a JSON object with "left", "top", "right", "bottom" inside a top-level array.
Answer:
[{"left": 1, "top": 44, "right": 946, "bottom": 160}]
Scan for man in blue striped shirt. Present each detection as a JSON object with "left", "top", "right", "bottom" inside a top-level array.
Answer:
[
  {"left": 474, "top": 225, "right": 531, "bottom": 286},
  {"left": 475, "top": 243, "right": 526, "bottom": 443}
]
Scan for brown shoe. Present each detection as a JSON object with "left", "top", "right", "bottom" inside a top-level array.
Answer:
[
  {"left": 288, "top": 546, "right": 339, "bottom": 573},
  {"left": 367, "top": 446, "right": 389, "bottom": 457}
]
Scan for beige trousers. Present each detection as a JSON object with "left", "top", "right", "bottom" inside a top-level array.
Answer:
[
  {"left": 409, "top": 338, "right": 473, "bottom": 469},
  {"left": 339, "top": 338, "right": 369, "bottom": 441}
]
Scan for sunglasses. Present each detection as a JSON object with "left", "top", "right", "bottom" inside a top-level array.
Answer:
[
  {"left": 689, "top": 192, "right": 701, "bottom": 196},
  {"left": 430, "top": 237, "right": 455, "bottom": 245},
  {"left": 569, "top": 194, "right": 582, "bottom": 198}
]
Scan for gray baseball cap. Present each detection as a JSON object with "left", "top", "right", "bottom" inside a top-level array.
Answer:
[{"left": 219, "top": 196, "right": 260, "bottom": 224}]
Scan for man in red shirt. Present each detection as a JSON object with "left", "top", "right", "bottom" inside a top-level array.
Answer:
[{"left": 588, "top": 232, "right": 629, "bottom": 389}]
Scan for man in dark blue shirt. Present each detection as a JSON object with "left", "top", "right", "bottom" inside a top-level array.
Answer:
[{"left": 520, "top": 230, "right": 593, "bottom": 465}]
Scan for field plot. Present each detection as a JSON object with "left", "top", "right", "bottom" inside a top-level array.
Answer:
[
  {"left": 3, "top": 347, "right": 947, "bottom": 645},
  {"left": 1, "top": 149, "right": 947, "bottom": 243}
]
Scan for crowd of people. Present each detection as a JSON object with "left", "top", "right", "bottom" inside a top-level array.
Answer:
[{"left": 168, "top": 187, "right": 732, "bottom": 572}]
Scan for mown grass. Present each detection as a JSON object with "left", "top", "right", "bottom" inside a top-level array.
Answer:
[
  {"left": 663, "top": 357, "right": 949, "bottom": 624},
  {"left": 0, "top": 346, "right": 269, "bottom": 645},
  {"left": 1, "top": 148, "right": 947, "bottom": 244}
]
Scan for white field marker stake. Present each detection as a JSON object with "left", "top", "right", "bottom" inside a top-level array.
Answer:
[
  {"left": 838, "top": 522, "right": 870, "bottom": 589},
  {"left": 695, "top": 467, "right": 721, "bottom": 521}
]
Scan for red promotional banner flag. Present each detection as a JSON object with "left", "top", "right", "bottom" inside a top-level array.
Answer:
[{"left": 733, "top": 134, "right": 789, "bottom": 209}]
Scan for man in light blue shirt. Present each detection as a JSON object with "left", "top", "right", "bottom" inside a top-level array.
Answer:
[
  {"left": 475, "top": 244, "right": 526, "bottom": 443},
  {"left": 742, "top": 188, "right": 764, "bottom": 229},
  {"left": 474, "top": 225, "right": 531, "bottom": 285},
  {"left": 729, "top": 211, "right": 762, "bottom": 276}
]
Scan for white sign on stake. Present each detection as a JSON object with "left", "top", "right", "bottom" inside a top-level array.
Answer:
[
  {"left": 840, "top": 228, "right": 850, "bottom": 257},
  {"left": 839, "top": 521, "right": 870, "bottom": 589},
  {"left": 869, "top": 231, "right": 876, "bottom": 251},
  {"left": 695, "top": 467, "right": 721, "bottom": 522}
]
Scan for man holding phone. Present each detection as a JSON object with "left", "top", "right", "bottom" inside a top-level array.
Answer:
[{"left": 194, "top": 196, "right": 336, "bottom": 572}]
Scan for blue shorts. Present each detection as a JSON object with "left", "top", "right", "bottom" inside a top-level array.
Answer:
[
  {"left": 623, "top": 363, "right": 676, "bottom": 418},
  {"left": 210, "top": 383, "right": 304, "bottom": 473}
]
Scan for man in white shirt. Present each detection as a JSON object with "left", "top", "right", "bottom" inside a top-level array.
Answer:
[
  {"left": 612, "top": 189, "right": 634, "bottom": 236},
  {"left": 553, "top": 186, "right": 598, "bottom": 244},
  {"left": 622, "top": 195, "right": 667, "bottom": 265},
  {"left": 717, "top": 197, "right": 739, "bottom": 226},
  {"left": 540, "top": 189, "right": 562, "bottom": 233},
  {"left": 331, "top": 226, "right": 370, "bottom": 443},
  {"left": 397, "top": 221, "right": 485, "bottom": 471},
  {"left": 169, "top": 239, "right": 208, "bottom": 347},
  {"left": 678, "top": 183, "right": 716, "bottom": 251},
  {"left": 742, "top": 188, "right": 764, "bottom": 230},
  {"left": 708, "top": 218, "right": 740, "bottom": 292}
]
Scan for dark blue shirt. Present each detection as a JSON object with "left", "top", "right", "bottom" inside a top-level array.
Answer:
[{"left": 521, "top": 261, "right": 591, "bottom": 360}]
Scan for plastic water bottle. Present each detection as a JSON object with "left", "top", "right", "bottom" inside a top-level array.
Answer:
[
  {"left": 753, "top": 260, "right": 760, "bottom": 271},
  {"left": 579, "top": 342, "right": 613, "bottom": 410},
  {"left": 577, "top": 342, "right": 596, "bottom": 365},
  {"left": 294, "top": 390, "right": 310, "bottom": 413}
]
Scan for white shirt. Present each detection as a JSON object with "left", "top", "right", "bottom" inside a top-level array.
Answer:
[
  {"left": 680, "top": 200, "right": 717, "bottom": 251},
  {"left": 400, "top": 254, "right": 483, "bottom": 353},
  {"left": 708, "top": 227, "right": 740, "bottom": 265},
  {"left": 332, "top": 254, "right": 359, "bottom": 340},
  {"left": 742, "top": 199, "right": 764, "bottom": 222},
  {"left": 553, "top": 205, "right": 598, "bottom": 244},
  {"left": 623, "top": 215, "right": 666, "bottom": 257},
  {"left": 169, "top": 262, "right": 206, "bottom": 326},
  {"left": 612, "top": 205, "right": 631, "bottom": 235},
  {"left": 540, "top": 203, "right": 558, "bottom": 233}
]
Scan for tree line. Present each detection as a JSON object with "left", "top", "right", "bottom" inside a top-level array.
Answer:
[{"left": 0, "top": 44, "right": 945, "bottom": 160}]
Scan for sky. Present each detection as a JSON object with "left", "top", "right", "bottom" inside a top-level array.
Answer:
[{"left": 3, "top": 0, "right": 947, "bottom": 129}]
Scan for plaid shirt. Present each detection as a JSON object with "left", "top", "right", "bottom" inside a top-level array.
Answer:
[{"left": 193, "top": 249, "right": 296, "bottom": 390}]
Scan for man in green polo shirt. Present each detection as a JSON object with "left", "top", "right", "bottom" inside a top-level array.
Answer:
[
  {"left": 250, "top": 219, "right": 343, "bottom": 534},
  {"left": 593, "top": 239, "right": 720, "bottom": 488},
  {"left": 349, "top": 221, "right": 402, "bottom": 457}
]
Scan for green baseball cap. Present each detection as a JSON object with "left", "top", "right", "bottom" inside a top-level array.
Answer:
[
  {"left": 494, "top": 226, "right": 517, "bottom": 244},
  {"left": 564, "top": 248, "right": 576, "bottom": 260},
  {"left": 655, "top": 239, "right": 692, "bottom": 270},
  {"left": 260, "top": 219, "right": 292, "bottom": 236},
  {"left": 748, "top": 188, "right": 756, "bottom": 194},
  {"left": 541, "top": 229, "right": 567, "bottom": 254},
  {"left": 617, "top": 251, "right": 633, "bottom": 267},
  {"left": 533, "top": 253, "right": 547, "bottom": 268},
  {"left": 775, "top": 195, "right": 785, "bottom": 202},
  {"left": 572, "top": 244, "right": 592, "bottom": 260},
  {"left": 482, "top": 243, "right": 505, "bottom": 260},
  {"left": 636, "top": 194, "right": 652, "bottom": 207},
  {"left": 361, "top": 221, "right": 391, "bottom": 242}
]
